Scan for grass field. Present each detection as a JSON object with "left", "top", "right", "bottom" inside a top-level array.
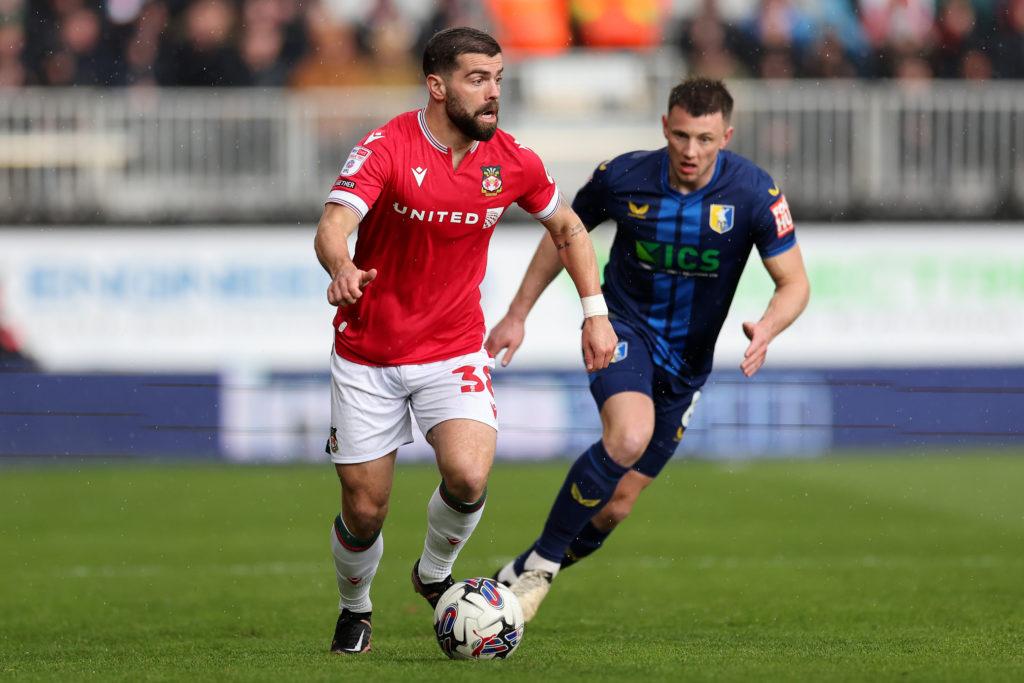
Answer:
[{"left": 2, "top": 453, "right": 1023, "bottom": 681}]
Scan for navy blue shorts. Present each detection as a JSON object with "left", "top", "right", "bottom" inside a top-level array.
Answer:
[{"left": 588, "top": 319, "right": 702, "bottom": 478}]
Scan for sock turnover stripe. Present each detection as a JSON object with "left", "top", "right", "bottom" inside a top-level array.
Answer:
[
  {"left": 334, "top": 514, "right": 379, "bottom": 552},
  {"left": 586, "top": 441, "right": 629, "bottom": 481},
  {"left": 438, "top": 481, "right": 486, "bottom": 514}
]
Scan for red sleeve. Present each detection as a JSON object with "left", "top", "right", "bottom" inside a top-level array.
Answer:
[
  {"left": 325, "top": 131, "right": 392, "bottom": 219},
  {"left": 514, "top": 144, "right": 560, "bottom": 220}
]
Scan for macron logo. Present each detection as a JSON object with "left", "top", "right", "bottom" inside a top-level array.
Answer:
[
  {"left": 364, "top": 131, "right": 385, "bottom": 144},
  {"left": 412, "top": 167, "right": 427, "bottom": 187}
]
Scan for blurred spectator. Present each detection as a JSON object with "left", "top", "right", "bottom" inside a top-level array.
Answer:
[
  {"left": 240, "top": 21, "right": 288, "bottom": 85},
  {"left": 994, "top": 0, "right": 1024, "bottom": 77},
  {"left": 752, "top": 0, "right": 815, "bottom": 50},
  {"left": 289, "top": 3, "right": 374, "bottom": 88},
  {"left": 122, "top": 0, "right": 168, "bottom": 86},
  {"left": 892, "top": 45, "right": 935, "bottom": 79},
  {"left": 358, "top": 0, "right": 420, "bottom": 85},
  {"left": 861, "top": 0, "right": 936, "bottom": 49},
  {"left": 0, "top": 19, "right": 26, "bottom": 86},
  {"left": 242, "top": 0, "right": 307, "bottom": 68},
  {"left": 742, "top": 0, "right": 815, "bottom": 72},
  {"left": 157, "top": 0, "right": 248, "bottom": 86},
  {"left": 798, "top": 0, "right": 868, "bottom": 60},
  {"left": 759, "top": 46, "right": 797, "bottom": 78},
  {"left": 3, "top": 0, "right": 1024, "bottom": 86},
  {"left": 803, "top": 28, "right": 859, "bottom": 78},
  {"left": 42, "top": 6, "right": 118, "bottom": 86},
  {"left": 418, "top": 0, "right": 490, "bottom": 55},
  {"left": 959, "top": 45, "right": 993, "bottom": 78},
  {"left": 679, "top": 0, "right": 747, "bottom": 78},
  {"left": 934, "top": 0, "right": 980, "bottom": 76},
  {"left": 365, "top": 22, "right": 420, "bottom": 86}
]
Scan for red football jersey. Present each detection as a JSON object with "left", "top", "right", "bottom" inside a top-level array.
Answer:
[{"left": 326, "top": 109, "right": 559, "bottom": 366}]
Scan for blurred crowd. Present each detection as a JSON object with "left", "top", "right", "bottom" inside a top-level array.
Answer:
[{"left": 0, "top": 0, "right": 1022, "bottom": 87}]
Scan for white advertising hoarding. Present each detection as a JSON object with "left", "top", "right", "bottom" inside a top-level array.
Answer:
[{"left": 1, "top": 225, "right": 1023, "bottom": 371}]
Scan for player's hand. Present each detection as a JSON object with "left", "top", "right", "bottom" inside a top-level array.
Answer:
[
  {"left": 328, "top": 265, "right": 377, "bottom": 306},
  {"left": 581, "top": 316, "right": 617, "bottom": 372},
  {"left": 485, "top": 314, "right": 526, "bottom": 367},
  {"left": 741, "top": 320, "right": 772, "bottom": 377}
]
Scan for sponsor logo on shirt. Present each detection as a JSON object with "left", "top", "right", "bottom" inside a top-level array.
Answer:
[
  {"left": 334, "top": 179, "right": 356, "bottom": 190},
  {"left": 392, "top": 202, "right": 482, "bottom": 225},
  {"left": 363, "top": 131, "right": 385, "bottom": 144},
  {"left": 481, "top": 165, "right": 503, "bottom": 196},
  {"left": 483, "top": 207, "right": 505, "bottom": 230},
  {"left": 634, "top": 239, "right": 720, "bottom": 276},
  {"left": 709, "top": 204, "right": 735, "bottom": 234},
  {"left": 771, "top": 195, "right": 794, "bottom": 237},
  {"left": 628, "top": 201, "right": 650, "bottom": 219}
]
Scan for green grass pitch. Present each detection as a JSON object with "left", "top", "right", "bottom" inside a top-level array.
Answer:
[{"left": 2, "top": 453, "right": 1023, "bottom": 681}]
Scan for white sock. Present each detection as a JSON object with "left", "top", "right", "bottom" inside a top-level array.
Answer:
[
  {"left": 417, "top": 483, "right": 485, "bottom": 583},
  {"left": 330, "top": 515, "right": 383, "bottom": 614},
  {"left": 523, "top": 550, "right": 561, "bottom": 576}
]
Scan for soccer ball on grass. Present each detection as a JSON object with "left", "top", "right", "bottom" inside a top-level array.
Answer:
[{"left": 433, "top": 577, "right": 524, "bottom": 660}]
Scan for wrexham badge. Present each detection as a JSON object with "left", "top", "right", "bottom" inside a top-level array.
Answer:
[
  {"left": 481, "top": 165, "right": 503, "bottom": 196},
  {"left": 325, "top": 427, "right": 339, "bottom": 455}
]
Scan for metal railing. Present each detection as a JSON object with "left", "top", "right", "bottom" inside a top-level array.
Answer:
[{"left": 2, "top": 81, "right": 1023, "bottom": 222}]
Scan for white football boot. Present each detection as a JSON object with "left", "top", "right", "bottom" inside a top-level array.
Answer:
[{"left": 509, "top": 569, "right": 553, "bottom": 623}]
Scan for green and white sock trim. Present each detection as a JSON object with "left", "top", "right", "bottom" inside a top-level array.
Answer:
[
  {"left": 334, "top": 514, "right": 379, "bottom": 552},
  {"left": 438, "top": 480, "right": 486, "bottom": 514}
]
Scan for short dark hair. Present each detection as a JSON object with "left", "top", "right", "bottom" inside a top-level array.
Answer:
[
  {"left": 668, "top": 78, "right": 734, "bottom": 121},
  {"left": 422, "top": 27, "right": 502, "bottom": 78}
]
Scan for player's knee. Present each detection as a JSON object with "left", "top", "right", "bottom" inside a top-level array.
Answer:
[
  {"left": 443, "top": 472, "right": 488, "bottom": 504},
  {"left": 602, "top": 428, "right": 653, "bottom": 467}
]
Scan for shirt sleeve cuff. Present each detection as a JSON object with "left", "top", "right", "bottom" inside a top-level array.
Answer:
[
  {"left": 529, "top": 185, "right": 560, "bottom": 221},
  {"left": 326, "top": 190, "right": 369, "bottom": 219},
  {"left": 760, "top": 238, "right": 796, "bottom": 259}
]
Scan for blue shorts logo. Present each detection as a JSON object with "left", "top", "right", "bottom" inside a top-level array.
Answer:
[{"left": 612, "top": 341, "right": 628, "bottom": 363}]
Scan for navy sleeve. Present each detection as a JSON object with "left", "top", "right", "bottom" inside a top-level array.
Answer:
[
  {"left": 571, "top": 160, "right": 613, "bottom": 230},
  {"left": 750, "top": 172, "right": 797, "bottom": 259}
]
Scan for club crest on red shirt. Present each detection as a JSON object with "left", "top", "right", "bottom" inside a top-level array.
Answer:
[{"left": 481, "top": 166, "right": 503, "bottom": 196}]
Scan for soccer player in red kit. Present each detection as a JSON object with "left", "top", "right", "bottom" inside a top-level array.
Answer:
[{"left": 314, "top": 27, "right": 617, "bottom": 654}]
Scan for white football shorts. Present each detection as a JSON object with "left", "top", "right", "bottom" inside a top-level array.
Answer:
[{"left": 327, "top": 347, "right": 498, "bottom": 464}]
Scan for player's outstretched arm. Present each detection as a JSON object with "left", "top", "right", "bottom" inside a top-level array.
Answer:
[
  {"left": 741, "top": 245, "right": 810, "bottom": 377},
  {"left": 485, "top": 230, "right": 565, "bottom": 367},
  {"left": 541, "top": 202, "right": 617, "bottom": 372},
  {"left": 314, "top": 202, "right": 377, "bottom": 307}
]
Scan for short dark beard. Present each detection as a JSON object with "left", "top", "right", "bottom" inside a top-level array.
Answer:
[{"left": 445, "top": 91, "right": 498, "bottom": 142}]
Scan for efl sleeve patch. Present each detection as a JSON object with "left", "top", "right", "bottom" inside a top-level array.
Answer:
[
  {"left": 770, "top": 195, "right": 794, "bottom": 238},
  {"left": 340, "top": 146, "right": 372, "bottom": 177}
]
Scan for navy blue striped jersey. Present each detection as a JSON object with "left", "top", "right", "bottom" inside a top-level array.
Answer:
[{"left": 572, "top": 148, "right": 797, "bottom": 386}]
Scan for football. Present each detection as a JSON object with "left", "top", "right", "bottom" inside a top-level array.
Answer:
[{"left": 433, "top": 578, "right": 525, "bottom": 660}]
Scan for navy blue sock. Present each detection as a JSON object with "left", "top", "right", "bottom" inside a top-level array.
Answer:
[
  {"left": 532, "top": 441, "right": 628, "bottom": 564},
  {"left": 562, "top": 521, "right": 611, "bottom": 569}
]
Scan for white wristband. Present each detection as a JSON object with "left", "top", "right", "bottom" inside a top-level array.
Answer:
[{"left": 581, "top": 294, "right": 608, "bottom": 318}]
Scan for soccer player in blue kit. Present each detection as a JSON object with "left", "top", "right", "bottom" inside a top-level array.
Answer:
[{"left": 487, "top": 78, "right": 811, "bottom": 621}]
